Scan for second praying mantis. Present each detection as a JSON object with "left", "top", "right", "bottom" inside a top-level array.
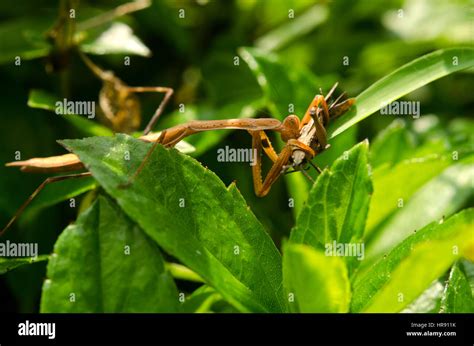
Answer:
[{"left": 1, "top": 54, "right": 355, "bottom": 235}]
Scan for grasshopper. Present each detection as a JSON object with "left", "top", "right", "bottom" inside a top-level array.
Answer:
[{"left": 1, "top": 82, "right": 354, "bottom": 235}]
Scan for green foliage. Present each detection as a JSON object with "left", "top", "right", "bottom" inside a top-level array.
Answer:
[
  {"left": 440, "top": 262, "right": 474, "bottom": 313},
  {"left": 283, "top": 243, "right": 351, "bottom": 313},
  {"left": 0, "top": 17, "right": 51, "bottom": 64},
  {"left": 367, "top": 158, "right": 474, "bottom": 261},
  {"left": 330, "top": 47, "right": 474, "bottom": 138},
  {"left": 60, "top": 134, "right": 286, "bottom": 313},
  {"left": 290, "top": 141, "right": 372, "bottom": 274},
  {"left": 181, "top": 285, "right": 229, "bottom": 313},
  {"left": 352, "top": 209, "right": 474, "bottom": 312},
  {"left": 41, "top": 196, "right": 179, "bottom": 312}
]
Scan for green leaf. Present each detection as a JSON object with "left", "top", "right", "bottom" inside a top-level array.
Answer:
[
  {"left": 370, "top": 119, "right": 416, "bottom": 168},
  {"left": 60, "top": 134, "right": 286, "bottom": 313},
  {"left": 366, "top": 155, "right": 452, "bottom": 236},
  {"left": 28, "top": 89, "right": 114, "bottom": 137},
  {"left": 41, "top": 196, "right": 179, "bottom": 312},
  {"left": 330, "top": 47, "right": 474, "bottom": 138},
  {"left": 367, "top": 158, "right": 474, "bottom": 261},
  {"left": 290, "top": 141, "right": 372, "bottom": 273},
  {"left": 255, "top": 4, "right": 328, "bottom": 52},
  {"left": 0, "top": 255, "right": 48, "bottom": 275},
  {"left": 352, "top": 209, "right": 474, "bottom": 313},
  {"left": 283, "top": 244, "right": 351, "bottom": 312},
  {"left": 440, "top": 262, "right": 474, "bottom": 313}
]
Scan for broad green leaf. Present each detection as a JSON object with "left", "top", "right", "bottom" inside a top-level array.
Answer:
[
  {"left": 28, "top": 89, "right": 114, "bottom": 137},
  {"left": 352, "top": 209, "right": 474, "bottom": 313},
  {"left": 79, "top": 22, "right": 151, "bottom": 57},
  {"left": 41, "top": 196, "right": 179, "bottom": 312},
  {"left": 61, "top": 134, "right": 286, "bottom": 313},
  {"left": 284, "top": 171, "right": 310, "bottom": 219},
  {"left": 440, "top": 262, "right": 474, "bottom": 313},
  {"left": 367, "top": 158, "right": 474, "bottom": 261},
  {"left": 255, "top": 4, "right": 328, "bottom": 52},
  {"left": 290, "top": 141, "right": 372, "bottom": 273},
  {"left": 330, "top": 47, "right": 474, "bottom": 138},
  {"left": 283, "top": 244, "right": 351, "bottom": 313},
  {"left": 0, "top": 255, "right": 48, "bottom": 275},
  {"left": 366, "top": 155, "right": 453, "bottom": 236},
  {"left": 370, "top": 119, "right": 416, "bottom": 168}
]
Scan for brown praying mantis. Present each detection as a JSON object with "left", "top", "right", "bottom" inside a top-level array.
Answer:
[{"left": 1, "top": 72, "right": 355, "bottom": 235}]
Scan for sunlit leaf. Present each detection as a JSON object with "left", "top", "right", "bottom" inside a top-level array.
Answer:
[
  {"left": 283, "top": 243, "right": 351, "bottom": 312},
  {"left": 440, "top": 262, "right": 474, "bottom": 313},
  {"left": 367, "top": 158, "right": 474, "bottom": 261},
  {"left": 330, "top": 47, "right": 474, "bottom": 138},
  {"left": 352, "top": 209, "right": 474, "bottom": 312},
  {"left": 61, "top": 134, "right": 287, "bottom": 312},
  {"left": 290, "top": 141, "right": 372, "bottom": 273},
  {"left": 41, "top": 196, "right": 179, "bottom": 312}
]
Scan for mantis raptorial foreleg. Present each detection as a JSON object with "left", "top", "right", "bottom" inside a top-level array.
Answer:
[
  {"left": 310, "top": 96, "right": 330, "bottom": 149},
  {"left": 255, "top": 130, "right": 279, "bottom": 163},
  {"left": 0, "top": 172, "right": 92, "bottom": 236},
  {"left": 250, "top": 131, "right": 293, "bottom": 197}
]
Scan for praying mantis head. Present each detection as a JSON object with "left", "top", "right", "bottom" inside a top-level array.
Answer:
[{"left": 284, "top": 89, "right": 356, "bottom": 176}]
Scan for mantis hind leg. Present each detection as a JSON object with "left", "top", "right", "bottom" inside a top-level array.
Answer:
[{"left": 1, "top": 172, "right": 93, "bottom": 236}]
